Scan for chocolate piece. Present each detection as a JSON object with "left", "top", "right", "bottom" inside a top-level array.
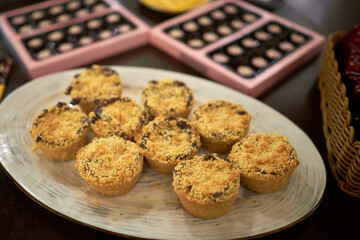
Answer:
[
  {"left": 278, "top": 41, "right": 295, "bottom": 52},
  {"left": 188, "top": 39, "right": 204, "bottom": 48},
  {"left": 106, "top": 13, "right": 121, "bottom": 24},
  {"left": 237, "top": 65, "right": 255, "bottom": 77},
  {"left": 118, "top": 24, "right": 132, "bottom": 33},
  {"left": 49, "top": 5, "right": 64, "bottom": 15},
  {"left": 38, "top": 19, "right": 52, "bottom": 28},
  {"left": 290, "top": 33, "right": 306, "bottom": 44},
  {"left": 203, "top": 32, "right": 218, "bottom": 42},
  {"left": 11, "top": 15, "right": 26, "bottom": 26},
  {"left": 66, "top": 1, "right": 81, "bottom": 11},
  {"left": 243, "top": 13, "right": 257, "bottom": 23},
  {"left": 183, "top": 21, "right": 198, "bottom": 32},
  {"left": 169, "top": 28, "right": 184, "bottom": 39},
  {"left": 36, "top": 49, "right": 51, "bottom": 60},
  {"left": 217, "top": 25, "right": 232, "bottom": 35},
  {"left": 79, "top": 36, "right": 93, "bottom": 46},
  {"left": 227, "top": 45, "right": 243, "bottom": 56},
  {"left": 230, "top": 19, "right": 244, "bottom": 29},
  {"left": 212, "top": 53, "right": 229, "bottom": 63},
  {"left": 223, "top": 5, "right": 238, "bottom": 14},
  {"left": 203, "top": 154, "right": 216, "bottom": 161},
  {"left": 31, "top": 10, "right": 45, "bottom": 21},
  {"left": 265, "top": 48, "right": 282, "bottom": 59},
  {"left": 197, "top": 16, "right": 212, "bottom": 26},
  {"left": 48, "top": 31, "right": 64, "bottom": 42},
  {"left": 56, "top": 13, "right": 71, "bottom": 23},
  {"left": 71, "top": 98, "right": 81, "bottom": 105},
  {"left": 251, "top": 57, "right": 268, "bottom": 68},
  {"left": 210, "top": 10, "right": 226, "bottom": 20}
]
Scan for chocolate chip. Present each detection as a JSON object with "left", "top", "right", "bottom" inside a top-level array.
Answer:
[
  {"left": 116, "top": 131, "right": 130, "bottom": 140},
  {"left": 173, "top": 80, "right": 185, "bottom": 86},
  {"left": 237, "top": 110, "right": 247, "bottom": 115},
  {"left": 186, "top": 184, "right": 193, "bottom": 192},
  {"left": 176, "top": 152, "right": 190, "bottom": 160},
  {"left": 56, "top": 102, "right": 67, "bottom": 108},
  {"left": 177, "top": 120, "right": 191, "bottom": 130},
  {"left": 91, "top": 116, "right": 99, "bottom": 124},
  {"left": 103, "top": 69, "right": 118, "bottom": 76},
  {"left": 93, "top": 99, "right": 101, "bottom": 104},
  {"left": 70, "top": 98, "right": 81, "bottom": 105},
  {"left": 81, "top": 116, "right": 88, "bottom": 125},
  {"left": 165, "top": 116, "right": 176, "bottom": 121},
  {"left": 191, "top": 141, "right": 197, "bottom": 148},
  {"left": 144, "top": 100, "right": 150, "bottom": 108},
  {"left": 74, "top": 73, "right": 80, "bottom": 78},
  {"left": 36, "top": 136, "right": 42, "bottom": 142},
  {"left": 140, "top": 141, "right": 147, "bottom": 149},
  {"left": 37, "top": 109, "right": 48, "bottom": 119},
  {"left": 203, "top": 154, "right": 216, "bottom": 161},
  {"left": 193, "top": 112, "right": 199, "bottom": 120},
  {"left": 212, "top": 192, "right": 223, "bottom": 198},
  {"left": 256, "top": 169, "right": 267, "bottom": 174},
  {"left": 149, "top": 80, "right": 158, "bottom": 84},
  {"left": 186, "top": 94, "right": 193, "bottom": 108},
  {"left": 114, "top": 82, "right": 121, "bottom": 86},
  {"left": 170, "top": 108, "right": 175, "bottom": 112},
  {"left": 94, "top": 105, "right": 103, "bottom": 117},
  {"left": 64, "top": 86, "right": 72, "bottom": 95},
  {"left": 211, "top": 132, "right": 223, "bottom": 140}
]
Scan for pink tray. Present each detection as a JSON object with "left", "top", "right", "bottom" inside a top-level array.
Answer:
[
  {"left": 0, "top": 0, "right": 149, "bottom": 78},
  {"left": 149, "top": 0, "right": 325, "bottom": 97}
]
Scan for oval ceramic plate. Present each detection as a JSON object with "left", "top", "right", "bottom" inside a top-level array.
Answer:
[{"left": 0, "top": 66, "right": 326, "bottom": 239}]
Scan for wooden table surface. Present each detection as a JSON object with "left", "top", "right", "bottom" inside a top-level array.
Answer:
[{"left": 0, "top": 0, "right": 359, "bottom": 239}]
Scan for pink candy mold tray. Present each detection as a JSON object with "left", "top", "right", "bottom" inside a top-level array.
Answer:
[
  {"left": 149, "top": 0, "right": 325, "bottom": 97},
  {"left": 0, "top": 0, "right": 149, "bottom": 78}
]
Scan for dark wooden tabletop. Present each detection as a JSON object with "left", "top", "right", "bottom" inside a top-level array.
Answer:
[{"left": 1, "top": 0, "right": 359, "bottom": 239}]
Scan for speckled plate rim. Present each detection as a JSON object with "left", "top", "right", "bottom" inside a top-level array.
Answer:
[{"left": 0, "top": 66, "right": 327, "bottom": 239}]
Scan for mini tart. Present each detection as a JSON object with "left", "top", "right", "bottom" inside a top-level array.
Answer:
[
  {"left": 173, "top": 154, "right": 240, "bottom": 219},
  {"left": 191, "top": 100, "right": 252, "bottom": 153},
  {"left": 89, "top": 97, "right": 149, "bottom": 140},
  {"left": 141, "top": 78, "right": 194, "bottom": 119},
  {"left": 228, "top": 133, "right": 299, "bottom": 193},
  {"left": 76, "top": 136, "right": 143, "bottom": 196},
  {"left": 137, "top": 116, "right": 201, "bottom": 174},
  {"left": 29, "top": 102, "right": 89, "bottom": 161},
  {"left": 65, "top": 65, "right": 122, "bottom": 114}
]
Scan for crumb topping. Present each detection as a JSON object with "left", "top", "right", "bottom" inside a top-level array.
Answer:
[
  {"left": 30, "top": 102, "right": 89, "bottom": 148},
  {"left": 228, "top": 133, "right": 299, "bottom": 179},
  {"left": 76, "top": 136, "right": 143, "bottom": 186},
  {"left": 173, "top": 154, "right": 240, "bottom": 203},
  {"left": 89, "top": 97, "right": 148, "bottom": 139},
  {"left": 192, "top": 100, "right": 252, "bottom": 142},
  {"left": 65, "top": 65, "right": 122, "bottom": 103},
  {"left": 137, "top": 116, "right": 200, "bottom": 165},
  {"left": 141, "top": 78, "right": 194, "bottom": 117}
]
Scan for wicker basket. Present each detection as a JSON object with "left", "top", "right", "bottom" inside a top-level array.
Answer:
[{"left": 318, "top": 31, "right": 360, "bottom": 198}]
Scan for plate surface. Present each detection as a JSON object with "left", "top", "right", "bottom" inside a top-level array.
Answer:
[{"left": 0, "top": 66, "right": 326, "bottom": 239}]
